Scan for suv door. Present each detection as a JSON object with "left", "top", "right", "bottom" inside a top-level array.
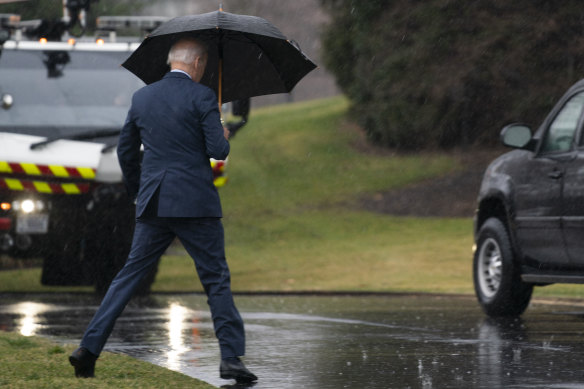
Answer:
[
  {"left": 514, "top": 92, "right": 584, "bottom": 265},
  {"left": 559, "top": 91, "right": 584, "bottom": 265}
]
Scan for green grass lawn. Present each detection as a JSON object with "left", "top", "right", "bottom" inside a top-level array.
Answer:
[
  {"left": 218, "top": 96, "right": 474, "bottom": 294},
  {"left": 0, "top": 96, "right": 582, "bottom": 300},
  {"left": 158, "top": 213, "right": 475, "bottom": 294},
  {"left": 0, "top": 332, "right": 213, "bottom": 388}
]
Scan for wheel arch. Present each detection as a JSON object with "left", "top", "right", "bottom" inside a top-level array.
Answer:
[{"left": 476, "top": 195, "right": 523, "bottom": 264}]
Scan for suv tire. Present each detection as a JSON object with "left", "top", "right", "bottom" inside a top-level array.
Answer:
[{"left": 473, "top": 217, "right": 533, "bottom": 317}]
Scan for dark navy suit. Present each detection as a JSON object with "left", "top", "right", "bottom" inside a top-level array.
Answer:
[{"left": 80, "top": 71, "right": 245, "bottom": 359}]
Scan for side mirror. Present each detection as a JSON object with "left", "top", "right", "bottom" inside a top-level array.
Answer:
[{"left": 500, "top": 124, "right": 534, "bottom": 150}]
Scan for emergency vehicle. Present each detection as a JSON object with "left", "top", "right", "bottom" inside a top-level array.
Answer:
[{"left": 0, "top": 2, "right": 238, "bottom": 294}]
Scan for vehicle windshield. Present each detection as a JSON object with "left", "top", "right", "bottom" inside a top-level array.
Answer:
[{"left": 0, "top": 48, "right": 144, "bottom": 138}]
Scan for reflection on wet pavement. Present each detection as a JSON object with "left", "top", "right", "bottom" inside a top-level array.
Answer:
[{"left": 2, "top": 293, "right": 584, "bottom": 388}]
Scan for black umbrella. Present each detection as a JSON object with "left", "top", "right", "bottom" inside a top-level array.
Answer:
[{"left": 122, "top": 9, "right": 317, "bottom": 104}]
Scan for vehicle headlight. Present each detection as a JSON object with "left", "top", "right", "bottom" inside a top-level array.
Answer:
[
  {"left": 21, "top": 200, "right": 35, "bottom": 213},
  {"left": 12, "top": 199, "right": 45, "bottom": 213}
]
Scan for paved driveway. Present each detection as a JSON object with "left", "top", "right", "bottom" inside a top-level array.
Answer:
[{"left": 1, "top": 293, "right": 584, "bottom": 388}]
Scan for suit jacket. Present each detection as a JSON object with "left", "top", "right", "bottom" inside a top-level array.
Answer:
[{"left": 117, "top": 72, "right": 230, "bottom": 218}]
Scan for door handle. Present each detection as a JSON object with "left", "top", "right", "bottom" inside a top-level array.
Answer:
[{"left": 548, "top": 169, "right": 563, "bottom": 179}]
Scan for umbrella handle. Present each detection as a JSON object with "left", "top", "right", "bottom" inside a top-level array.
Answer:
[
  {"left": 218, "top": 57, "right": 222, "bottom": 113},
  {"left": 217, "top": 33, "right": 224, "bottom": 115}
]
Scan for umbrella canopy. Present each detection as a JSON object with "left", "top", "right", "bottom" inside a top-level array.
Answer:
[{"left": 122, "top": 10, "right": 317, "bottom": 103}]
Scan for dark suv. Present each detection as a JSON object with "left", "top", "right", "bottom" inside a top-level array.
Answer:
[{"left": 474, "top": 79, "right": 584, "bottom": 317}]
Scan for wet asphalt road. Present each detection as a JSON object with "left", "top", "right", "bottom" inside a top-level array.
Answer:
[{"left": 2, "top": 293, "right": 584, "bottom": 388}]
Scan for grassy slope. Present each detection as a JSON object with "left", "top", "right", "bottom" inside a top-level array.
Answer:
[
  {"left": 158, "top": 96, "right": 584, "bottom": 298},
  {"left": 159, "top": 96, "right": 473, "bottom": 294}
]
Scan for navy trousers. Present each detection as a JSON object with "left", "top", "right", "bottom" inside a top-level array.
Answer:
[{"left": 80, "top": 216, "right": 245, "bottom": 359}]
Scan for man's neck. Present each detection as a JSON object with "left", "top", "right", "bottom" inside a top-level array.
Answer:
[{"left": 170, "top": 69, "right": 192, "bottom": 79}]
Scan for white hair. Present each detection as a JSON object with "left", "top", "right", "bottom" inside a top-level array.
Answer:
[{"left": 167, "top": 39, "right": 206, "bottom": 65}]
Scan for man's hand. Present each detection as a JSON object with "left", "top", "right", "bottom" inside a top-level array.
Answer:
[{"left": 223, "top": 127, "right": 231, "bottom": 140}]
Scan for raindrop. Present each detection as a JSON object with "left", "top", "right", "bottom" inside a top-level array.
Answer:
[{"left": 512, "top": 348, "right": 522, "bottom": 363}]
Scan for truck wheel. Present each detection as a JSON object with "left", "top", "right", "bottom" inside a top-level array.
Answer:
[
  {"left": 91, "top": 215, "right": 134, "bottom": 295},
  {"left": 92, "top": 240, "right": 129, "bottom": 296},
  {"left": 41, "top": 252, "right": 77, "bottom": 286},
  {"left": 41, "top": 200, "right": 93, "bottom": 286},
  {"left": 41, "top": 238, "right": 93, "bottom": 286},
  {"left": 473, "top": 217, "right": 533, "bottom": 317},
  {"left": 92, "top": 234, "right": 160, "bottom": 296},
  {"left": 90, "top": 201, "right": 158, "bottom": 296}
]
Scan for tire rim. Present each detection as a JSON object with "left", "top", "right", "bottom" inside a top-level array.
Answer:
[{"left": 477, "top": 237, "right": 502, "bottom": 298}]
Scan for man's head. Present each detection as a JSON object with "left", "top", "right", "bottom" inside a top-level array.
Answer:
[{"left": 167, "top": 38, "right": 208, "bottom": 82}]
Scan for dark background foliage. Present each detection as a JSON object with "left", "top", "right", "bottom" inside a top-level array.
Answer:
[
  {"left": 0, "top": 0, "right": 149, "bottom": 31},
  {"left": 321, "top": 0, "right": 584, "bottom": 150}
]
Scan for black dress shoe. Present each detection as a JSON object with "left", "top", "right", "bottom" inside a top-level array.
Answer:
[
  {"left": 220, "top": 357, "right": 258, "bottom": 383},
  {"left": 69, "top": 347, "right": 98, "bottom": 378}
]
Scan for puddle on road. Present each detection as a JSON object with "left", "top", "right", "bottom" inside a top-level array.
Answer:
[{"left": 1, "top": 293, "right": 584, "bottom": 388}]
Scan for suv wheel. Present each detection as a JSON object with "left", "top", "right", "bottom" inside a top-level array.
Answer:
[{"left": 473, "top": 217, "right": 533, "bottom": 317}]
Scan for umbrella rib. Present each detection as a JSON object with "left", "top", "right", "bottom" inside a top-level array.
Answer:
[{"left": 227, "top": 31, "right": 291, "bottom": 90}]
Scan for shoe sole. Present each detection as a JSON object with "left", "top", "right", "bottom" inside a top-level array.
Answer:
[
  {"left": 69, "top": 356, "right": 95, "bottom": 378},
  {"left": 220, "top": 370, "right": 257, "bottom": 383}
]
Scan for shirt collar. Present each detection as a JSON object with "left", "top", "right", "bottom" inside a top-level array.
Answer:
[{"left": 170, "top": 69, "right": 192, "bottom": 79}]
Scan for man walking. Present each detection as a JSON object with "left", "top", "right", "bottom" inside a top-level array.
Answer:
[{"left": 69, "top": 38, "right": 257, "bottom": 384}]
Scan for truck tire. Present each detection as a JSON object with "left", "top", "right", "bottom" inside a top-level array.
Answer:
[
  {"left": 91, "top": 229, "right": 159, "bottom": 296},
  {"left": 473, "top": 217, "right": 533, "bottom": 317},
  {"left": 41, "top": 237, "right": 93, "bottom": 286},
  {"left": 91, "top": 226, "right": 132, "bottom": 296},
  {"left": 41, "top": 208, "right": 93, "bottom": 286},
  {"left": 89, "top": 201, "right": 158, "bottom": 296}
]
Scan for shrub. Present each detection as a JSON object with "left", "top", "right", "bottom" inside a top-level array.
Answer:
[{"left": 321, "top": 0, "right": 584, "bottom": 149}]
